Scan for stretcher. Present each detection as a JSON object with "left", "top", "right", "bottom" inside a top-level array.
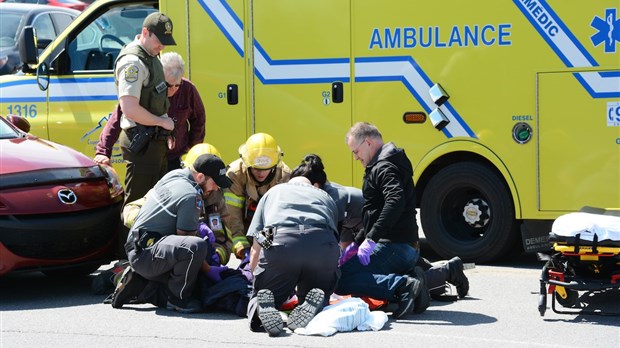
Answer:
[{"left": 538, "top": 208, "right": 620, "bottom": 316}]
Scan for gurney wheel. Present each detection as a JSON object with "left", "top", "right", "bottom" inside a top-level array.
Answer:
[
  {"left": 555, "top": 289, "right": 578, "bottom": 308},
  {"left": 538, "top": 294, "right": 546, "bottom": 316}
]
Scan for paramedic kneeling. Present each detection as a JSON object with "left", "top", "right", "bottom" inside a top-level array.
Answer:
[
  {"left": 247, "top": 176, "right": 341, "bottom": 336},
  {"left": 111, "top": 154, "right": 232, "bottom": 313}
]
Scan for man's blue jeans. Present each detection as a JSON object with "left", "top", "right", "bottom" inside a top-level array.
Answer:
[{"left": 336, "top": 242, "right": 418, "bottom": 301}]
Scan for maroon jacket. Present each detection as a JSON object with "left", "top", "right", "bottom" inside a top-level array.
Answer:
[{"left": 95, "top": 77, "right": 206, "bottom": 160}]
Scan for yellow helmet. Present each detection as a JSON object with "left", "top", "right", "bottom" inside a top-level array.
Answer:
[
  {"left": 182, "top": 143, "right": 223, "bottom": 168},
  {"left": 238, "top": 133, "right": 282, "bottom": 169}
]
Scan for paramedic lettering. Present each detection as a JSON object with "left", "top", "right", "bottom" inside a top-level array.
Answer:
[
  {"left": 517, "top": 0, "right": 559, "bottom": 37},
  {"left": 369, "top": 24, "right": 512, "bottom": 49}
]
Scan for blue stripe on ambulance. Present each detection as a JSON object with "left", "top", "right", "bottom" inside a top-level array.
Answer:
[
  {"left": 254, "top": 42, "right": 350, "bottom": 85},
  {"left": 0, "top": 77, "right": 116, "bottom": 103},
  {"left": 197, "top": 0, "right": 244, "bottom": 57},
  {"left": 513, "top": 0, "right": 620, "bottom": 98},
  {"left": 355, "top": 56, "right": 475, "bottom": 139}
]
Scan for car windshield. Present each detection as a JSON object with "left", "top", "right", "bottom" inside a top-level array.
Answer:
[
  {"left": 0, "top": 12, "right": 24, "bottom": 47},
  {"left": 0, "top": 118, "right": 20, "bottom": 139}
]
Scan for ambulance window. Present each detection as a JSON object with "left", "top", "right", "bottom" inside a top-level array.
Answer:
[{"left": 64, "top": 5, "right": 156, "bottom": 73}]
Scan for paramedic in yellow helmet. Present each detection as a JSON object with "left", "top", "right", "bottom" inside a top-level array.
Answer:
[
  {"left": 224, "top": 133, "right": 291, "bottom": 260},
  {"left": 182, "top": 143, "right": 234, "bottom": 266}
]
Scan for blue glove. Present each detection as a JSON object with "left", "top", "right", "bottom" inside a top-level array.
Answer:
[
  {"left": 198, "top": 222, "right": 215, "bottom": 245},
  {"left": 357, "top": 239, "right": 376, "bottom": 266},
  {"left": 206, "top": 265, "right": 228, "bottom": 282},
  {"left": 338, "top": 242, "right": 358, "bottom": 267}
]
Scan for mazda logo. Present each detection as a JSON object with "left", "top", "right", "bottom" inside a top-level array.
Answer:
[{"left": 58, "top": 188, "right": 77, "bottom": 205}]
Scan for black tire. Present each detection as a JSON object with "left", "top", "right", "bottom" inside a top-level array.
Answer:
[
  {"left": 420, "top": 162, "right": 518, "bottom": 263},
  {"left": 555, "top": 289, "right": 579, "bottom": 308}
]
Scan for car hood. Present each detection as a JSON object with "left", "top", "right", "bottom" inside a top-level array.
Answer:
[{"left": 1, "top": 134, "right": 96, "bottom": 175}]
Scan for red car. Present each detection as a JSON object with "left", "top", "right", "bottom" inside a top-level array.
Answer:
[
  {"left": 0, "top": 115, "right": 124, "bottom": 276},
  {"left": 0, "top": 0, "right": 88, "bottom": 11}
]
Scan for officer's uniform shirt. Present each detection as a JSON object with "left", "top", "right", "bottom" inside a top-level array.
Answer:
[
  {"left": 246, "top": 181, "right": 338, "bottom": 238},
  {"left": 115, "top": 39, "right": 151, "bottom": 130},
  {"left": 129, "top": 168, "right": 203, "bottom": 240}
]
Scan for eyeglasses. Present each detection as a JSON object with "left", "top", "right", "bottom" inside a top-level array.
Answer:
[
  {"left": 166, "top": 82, "right": 181, "bottom": 88},
  {"left": 351, "top": 138, "right": 366, "bottom": 155}
]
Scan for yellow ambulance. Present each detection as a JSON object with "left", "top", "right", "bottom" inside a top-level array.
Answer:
[{"left": 1, "top": 0, "right": 618, "bottom": 262}]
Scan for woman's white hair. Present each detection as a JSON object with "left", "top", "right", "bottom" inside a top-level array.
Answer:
[{"left": 161, "top": 52, "right": 185, "bottom": 81}]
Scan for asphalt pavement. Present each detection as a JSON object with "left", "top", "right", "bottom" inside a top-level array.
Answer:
[{"left": 1, "top": 248, "right": 619, "bottom": 348}]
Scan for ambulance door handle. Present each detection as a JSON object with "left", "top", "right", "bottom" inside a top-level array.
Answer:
[
  {"left": 227, "top": 84, "right": 238, "bottom": 105},
  {"left": 332, "top": 82, "right": 343, "bottom": 103}
]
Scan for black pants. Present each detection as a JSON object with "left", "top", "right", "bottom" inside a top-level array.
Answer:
[
  {"left": 128, "top": 235, "right": 208, "bottom": 301},
  {"left": 247, "top": 227, "right": 340, "bottom": 330}
]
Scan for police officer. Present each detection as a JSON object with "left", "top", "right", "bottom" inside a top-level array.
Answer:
[
  {"left": 111, "top": 154, "right": 232, "bottom": 313},
  {"left": 115, "top": 12, "right": 176, "bottom": 206},
  {"left": 246, "top": 176, "right": 340, "bottom": 336},
  {"left": 224, "top": 133, "right": 291, "bottom": 260}
]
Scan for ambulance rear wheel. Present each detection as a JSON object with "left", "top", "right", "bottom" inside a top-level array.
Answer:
[
  {"left": 420, "top": 162, "right": 518, "bottom": 263},
  {"left": 555, "top": 289, "right": 578, "bottom": 308}
]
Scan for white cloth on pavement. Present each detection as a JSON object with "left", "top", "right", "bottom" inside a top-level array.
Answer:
[{"left": 294, "top": 297, "right": 388, "bottom": 336}]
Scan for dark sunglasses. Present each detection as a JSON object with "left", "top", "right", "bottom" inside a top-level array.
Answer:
[{"left": 166, "top": 82, "right": 181, "bottom": 88}]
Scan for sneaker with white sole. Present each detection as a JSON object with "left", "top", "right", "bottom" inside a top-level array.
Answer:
[
  {"left": 111, "top": 267, "right": 147, "bottom": 309},
  {"left": 288, "top": 288, "right": 325, "bottom": 331},
  {"left": 392, "top": 276, "right": 421, "bottom": 318},
  {"left": 257, "top": 289, "right": 284, "bottom": 337}
]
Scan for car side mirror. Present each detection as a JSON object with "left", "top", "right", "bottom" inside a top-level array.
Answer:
[
  {"left": 37, "top": 62, "right": 50, "bottom": 91},
  {"left": 6, "top": 115, "right": 31, "bottom": 133},
  {"left": 19, "top": 26, "right": 39, "bottom": 66}
]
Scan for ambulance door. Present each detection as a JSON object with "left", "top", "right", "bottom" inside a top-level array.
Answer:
[
  {"left": 538, "top": 70, "right": 620, "bottom": 210},
  {"left": 251, "top": 0, "right": 353, "bottom": 185},
  {"left": 187, "top": 0, "right": 248, "bottom": 164}
]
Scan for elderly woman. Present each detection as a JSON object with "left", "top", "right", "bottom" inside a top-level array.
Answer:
[{"left": 94, "top": 51, "right": 206, "bottom": 173}]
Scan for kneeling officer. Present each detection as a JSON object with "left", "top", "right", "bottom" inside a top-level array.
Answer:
[{"left": 111, "top": 154, "right": 232, "bottom": 313}]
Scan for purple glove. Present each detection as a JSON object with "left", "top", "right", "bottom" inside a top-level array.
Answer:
[
  {"left": 210, "top": 252, "right": 221, "bottom": 266},
  {"left": 206, "top": 265, "right": 228, "bottom": 282},
  {"left": 338, "top": 242, "right": 359, "bottom": 267},
  {"left": 198, "top": 222, "right": 215, "bottom": 245},
  {"left": 357, "top": 239, "right": 376, "bottom": 266}
]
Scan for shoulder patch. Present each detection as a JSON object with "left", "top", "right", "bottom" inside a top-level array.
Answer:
[{"left": 124, "top": 65, "right": 139, "bottom": 83}]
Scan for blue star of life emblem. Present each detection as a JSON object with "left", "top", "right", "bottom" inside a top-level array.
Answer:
[{"left": 591, "top": 8, "right": 620, "bottom": 53}]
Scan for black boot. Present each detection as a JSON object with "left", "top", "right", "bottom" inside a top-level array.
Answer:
[
  {"left": 446, "top": 257, "right": 469, "bottom": 298},
  {"left": 412, "top": 267, "right": 430, "bottom": 314}
]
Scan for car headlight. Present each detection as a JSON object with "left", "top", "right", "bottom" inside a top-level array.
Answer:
[{"left": 100, "top": 164, "right": 124, "bottom": 199}]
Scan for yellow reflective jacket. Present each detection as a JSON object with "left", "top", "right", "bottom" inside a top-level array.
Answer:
[{"left": 223, "top": 158, "right": 291, "bottom": 256}]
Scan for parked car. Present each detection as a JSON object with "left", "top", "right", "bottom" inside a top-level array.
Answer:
[
  {"left": 0, "top": 115, "right": 124, "bottom": 276},
  {"left": 1, "top": 0, "right": 88, "bottom": 11},
  {"left": 0, "top": 3, "right": 79, "bottom": 75}
]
